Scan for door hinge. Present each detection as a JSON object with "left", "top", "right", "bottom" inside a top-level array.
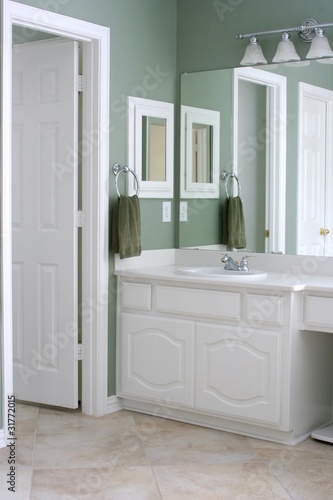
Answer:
[
  {"left": 264, "top": 229, "right": 270, "bottom": 238},
  {"left": 75, "top": 210, "right": 86, "bottom": 228},
  {"left": 76, "top": 74, "right": 87, "bottom": 92},
  {"left": 76, "top": 343, "right": 84, "bottom": 361}
]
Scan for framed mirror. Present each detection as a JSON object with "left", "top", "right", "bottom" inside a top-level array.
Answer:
[
  {"left": 179, "top": 60, "right": 333, "bottom": 255},
  {"left": 127, "top": 96, "right": 174, "bottom": 198},
  {"left": 180, "top": 105, "right": 220, "bottom": 198}
]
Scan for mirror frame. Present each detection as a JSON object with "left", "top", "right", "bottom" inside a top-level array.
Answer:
[
  {"left": 127, "top": 96, "right": 174, "bottom": 198},
  {"left": 180, "top": 105, "right": 220, "bottom": 198}
]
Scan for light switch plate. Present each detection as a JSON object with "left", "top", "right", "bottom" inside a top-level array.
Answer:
[
  {"left": 163, "top": 201, "right": 171, "bottom": 222},
  {"left": 179, "top": 201, "right": 187, "bottom": 222}
]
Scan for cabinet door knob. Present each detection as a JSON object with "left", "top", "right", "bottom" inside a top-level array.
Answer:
[{"left": 320, "top": 228, "right": 330, "bottom": 235}]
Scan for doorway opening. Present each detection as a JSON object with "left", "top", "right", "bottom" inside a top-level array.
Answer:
[{"left": 1, "top": 1, "right": 110, "bottom": 443}]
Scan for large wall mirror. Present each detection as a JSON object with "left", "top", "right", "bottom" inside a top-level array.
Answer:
[
  {"left": 127, "top": 96, "right": 174, "bottom": 198},
  {"left": 179, "top": 59, "right": 333, "bottom": 256}
]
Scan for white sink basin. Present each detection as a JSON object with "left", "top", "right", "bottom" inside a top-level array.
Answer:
[{"left": 176, "top": 267, "right": 267, "bottom": 280}]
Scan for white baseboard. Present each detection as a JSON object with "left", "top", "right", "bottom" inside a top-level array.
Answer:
[
  {"left": 107, "top": 395, "right": 123, "bottom": 414},
  {"left": 0, "top": 429, "right": 5, "bottom": 449}
]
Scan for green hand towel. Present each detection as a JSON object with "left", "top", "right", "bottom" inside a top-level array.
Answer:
[
  {"left": 111, "top": 195, "right": 141, "bottom": 259},
  {"left": 227, "top": 196, "right": 247, "bottom": 249},
  {"left": 221, "top": 197, "right": 229, "bottom": 245}
]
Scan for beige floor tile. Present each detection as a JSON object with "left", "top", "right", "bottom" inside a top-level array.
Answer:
[
  {"left": 0, "top": 468, "right": 32, "bottom": 500},
  {"left": 0, "top": 433, "right": 35, "bottom": 469},
  {"left": 133, "top": 414, "right": 261, "bottom": 465},
  {"left": 31, "top": 466, "right": 161, "bottom": 500},
  {"left": 33, "top": 429, "right": 149, "bottom": 470},
  {"left": 2, "top": 404, "right": 331, "bottom": 499},
  {"left": 271, "top": 459, "right": 333, "bottom": 500},
  {"left": 247, "top": 435, "right": 333, "bottom": 462},
  {"left": 152, "top": 463, "right": 293, "bottom": 500},
  {"left": 16, "top": 402, "right": 39, "bottom": 435},
  {"left": 37, "top": 408, "right": 137, "bottom": 436}
]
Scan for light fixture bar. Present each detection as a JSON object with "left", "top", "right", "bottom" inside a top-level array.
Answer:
[{"left": 235, "top": 19, "right": 333, "bottom": 41}]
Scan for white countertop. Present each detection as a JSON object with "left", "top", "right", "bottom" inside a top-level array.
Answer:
[{"left": 114, "top": 265, "right": 333, "bottom": 292}]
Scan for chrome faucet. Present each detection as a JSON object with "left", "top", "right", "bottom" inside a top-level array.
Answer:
[{"left": 221, "top": 254, "right": 249, "bottom": 272}]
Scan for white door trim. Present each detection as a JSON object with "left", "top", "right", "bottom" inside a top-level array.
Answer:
[
  {"left": 1, "top": 0, "right": 110, "bottom": 440},
  {"left": 233, "top": 67, "right": 286, "bottom": 254}
]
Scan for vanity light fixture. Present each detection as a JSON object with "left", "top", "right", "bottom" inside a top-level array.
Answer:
[
  {"left": 272, "top": 32, "right": 300, "bottom": 63},
  {"left": 306, "top": 28, "right": 333, "bottom": 59},
  {"left": 236, "top": 18, "right": 333, "bottom": 65},
  {"left": 240, "top": 36, "right": 267, "bottom": 65}
]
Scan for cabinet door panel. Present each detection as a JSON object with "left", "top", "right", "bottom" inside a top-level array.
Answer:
[
  {"left": 303, "top": 294, "right": 333, "bottom": 333},
  {"left": 155, "top": 285, "right": 241, "bottom": 321},
  {"left": 119, "top": 313, "right": 195, "bottom": 407},
  {"left": 120, "top": 282, "right": 152, "bottom": 310},
  {"left": 195, "top": 323, "right": 282, "bottom": 424}
]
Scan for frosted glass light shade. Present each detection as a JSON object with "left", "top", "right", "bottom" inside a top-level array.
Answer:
[
  {"left": 272, "top": 32, "right": 300, "bottom": 62},
  {"left": 306, "top": 29, "right": 333, "bottom": 59},
  {"left": 240, "top": 36, "right": 267, "bottom": 65}
]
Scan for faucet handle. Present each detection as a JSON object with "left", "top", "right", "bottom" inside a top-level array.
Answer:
[
  {"left": 239, "top": 254, "right": 255, "bottom": 271},
  {"left": 241, "top": 254, "right": 255, "bottom": 261}
]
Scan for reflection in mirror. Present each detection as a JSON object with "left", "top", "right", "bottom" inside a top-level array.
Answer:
[
  {"left": 142, "top": 116, "right": 166, "bottom": 182},
  {"left": 233, "top": 67, "right": 286, "bottom": 254},
  {"left": 192, "top": 123, "right": 212, "bottom": 183},
  {"left": 180, "top": 105, "right": 220, "bottom": 199},
  {"left": 179, "top": 60, "right": 333, "bottom": 255}
]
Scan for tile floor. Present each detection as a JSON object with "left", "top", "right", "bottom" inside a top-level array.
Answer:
[{"left": 0, "top": 403, "right": 333, "bottom": 499}]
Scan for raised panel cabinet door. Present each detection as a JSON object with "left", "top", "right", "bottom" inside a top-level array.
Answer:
[
  {"left": 12, "top": 39, "right": 79, "bottom": 408},
  {"left": 195, "top": 322, "right": 282, "bottom": 425},
  {"left": 119, "top": 313, "right": 195, "bottom": 407}
]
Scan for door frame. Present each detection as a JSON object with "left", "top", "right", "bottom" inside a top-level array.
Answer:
[
  {"left": 1, "top": 0, "right": 110, "bottom": 439},
  {"left": 233, "top": 67, "right": 286, "bottom": 254}
]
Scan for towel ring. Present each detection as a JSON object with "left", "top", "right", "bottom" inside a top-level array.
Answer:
[
  {"left": 224, "top": 172, "right": 241, "bottom": 199},
  {"left": 112, "top": 163, "right": 140, "bottom": 198}
]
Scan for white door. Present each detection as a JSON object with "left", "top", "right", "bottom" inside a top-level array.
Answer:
[
  {"left": 12, "top": 38, "right": 79, "bottom": 408},
  {"left": 298, "top": 84, "right": 333, "bottom": 256}
]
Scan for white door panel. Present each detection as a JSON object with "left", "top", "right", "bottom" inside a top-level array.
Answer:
[
  {"left": 298, "top": 85, "right": 333, "bottom": 256},
  {"left": 12, "top": 39, "right": 79, "bottom": 408}
]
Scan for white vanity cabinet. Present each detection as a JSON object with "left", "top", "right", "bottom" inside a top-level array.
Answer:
[{"left": 116, "top": 275, "right": 333, "bottom": 445}]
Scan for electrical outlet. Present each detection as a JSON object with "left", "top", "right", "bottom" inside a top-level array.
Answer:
[
  {"left": 162, "top": 201, "right": 171, "bottom": 222},
  {"left": 179, "top": 201, "right": 187, "bottom": 222}
]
